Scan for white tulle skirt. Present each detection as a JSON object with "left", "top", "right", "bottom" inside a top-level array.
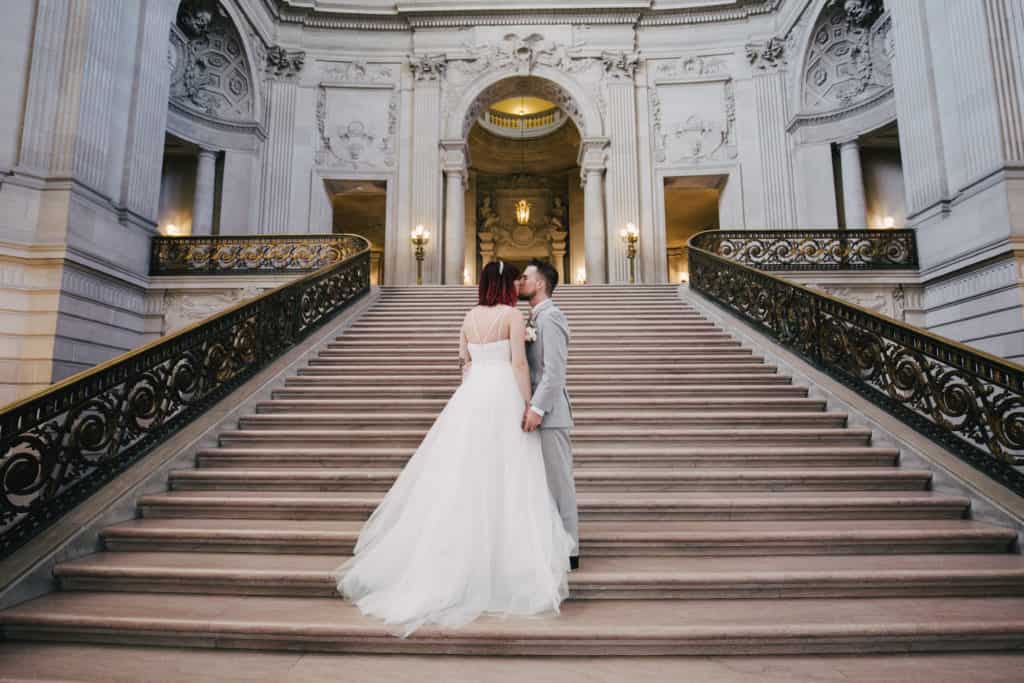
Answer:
[{"left": 333, "top": 353, "right": 574, "bottom": 637}]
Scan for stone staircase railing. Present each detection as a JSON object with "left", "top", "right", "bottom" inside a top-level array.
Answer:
[
  {"left": 688, "top": 229, "right": 1024, "bottom": 496},
  {"left": 0, "top": 235, "right": 372, "bottom": 556}
]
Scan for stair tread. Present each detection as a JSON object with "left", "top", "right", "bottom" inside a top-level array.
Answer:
[
  {"left": 101, "top": 517, "right": 1013, "bottom": 536},
  {"left": 141, "top": 490, "right": 965, "bottom": 503},
  {"left": 7, "top": 592, "right": 1024, "bottom": 636},
  {"left": 55, "top": 552, "right": 1024, "bottom": 578},
  {"left": 172, "top": 467, "right": 927, "bottom": 480}
]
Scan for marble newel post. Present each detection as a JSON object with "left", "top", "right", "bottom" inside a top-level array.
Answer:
[
  {"left": 579, "top": 138, "right": 610, "bottom": 284},
  {"left": 192, "top": 148, "right": 217, "bottom": 235},
  {"left": 839, "top": 140, "right": 868, "bottom": 228},
  {"left": 442, "top": 141, "right": 469, "bottom": 285}
]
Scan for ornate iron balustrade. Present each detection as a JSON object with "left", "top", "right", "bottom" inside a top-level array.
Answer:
[
  {"left": 688, "top": 230, "right": 1024, "bottom": 496},
  {"left": 694, "top": 229, "right": 918, "bottom": 271},
  {"left": 149, "top": 233, "right": 368, "bottom": 276},
  {"left": 1, "top": 236, "right": 371, "bottom": 556}
]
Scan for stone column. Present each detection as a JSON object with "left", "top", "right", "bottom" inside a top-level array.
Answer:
[
  {"left": 579, "top": 137, "right": 610, "bottom": 284},
  {"left": 259, "top": 47, "right": 305, "bottom": 233},
  {"left": 408, "top": 55, "right": 446, "bottom": 284},
  {"left": 441, "top": 140, "right": 468, "bottom": 285},
  {"left": 191, "top": 148, "right": 217, "bottom": 235},
  {"left": 602, "top": 52, "right": 642, "bottom": 283},
  {"left": 839, "top": 140, "right": 868, "bottom": 228}
]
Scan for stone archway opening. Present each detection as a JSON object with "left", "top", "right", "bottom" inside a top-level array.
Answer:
[{"left": 443, "top": 73, "right": 607, "bottom": 285}]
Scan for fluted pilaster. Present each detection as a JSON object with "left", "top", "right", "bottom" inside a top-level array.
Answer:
[
  {"left": 408, "top": 60, "right": 444, "bottom": 284},
  {"left": 604, "top": 80, "right": 642, "bottom": 283},
  {"left": 259, "top": 77, "right": 299, "bottom": 233},
  {"left": 751, "top": 69, "right": 796, "bottom": 228},
  {"left": 888, "top": 0, "right": 949, "bottom": 217},
  {"left": 122, "top": 0, "right": 179, "bottom": 222},
  {"left": 579, "top": 137, "right": 609, "bottom": 285},
  {"left": 839, "top": 140, "right": 868, "bottom": 228}
]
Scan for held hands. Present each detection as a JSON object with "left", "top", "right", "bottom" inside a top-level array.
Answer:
[{"left": 522, "top": 406, "right": 543, "bottom": 432}]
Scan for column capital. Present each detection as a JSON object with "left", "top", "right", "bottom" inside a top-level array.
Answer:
[
  {"left": 197, "top": 146, "right": 218, "bottom": 159},
  {"left": 440, "top": 139, "right": 470, "bottom": 174},
  {"left": 578, "top": 137, "right": 610, "bottom": 178},
  {"left": 838, "top": 138, "right": 861, "bottom": 151}
]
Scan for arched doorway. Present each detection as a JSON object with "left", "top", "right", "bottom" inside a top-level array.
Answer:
[
  {"left": 465, "top": 94, "right": 581, "bottom": 285},
  {"left": 442, "top": 72, "right": 608, "bottom": 284}
]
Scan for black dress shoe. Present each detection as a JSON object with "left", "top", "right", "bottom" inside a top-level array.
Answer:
[{"left": 569, "top": 556, "right": 580, "bottom": 571}]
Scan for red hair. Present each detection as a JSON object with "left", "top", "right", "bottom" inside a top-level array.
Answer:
[{"left": 478, "top": 261, "right": 520, "bottom": 307}]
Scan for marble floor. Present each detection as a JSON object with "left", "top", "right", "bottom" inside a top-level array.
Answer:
[{"left": 2, "top": 644, "right": 1024, "bottom": 683}]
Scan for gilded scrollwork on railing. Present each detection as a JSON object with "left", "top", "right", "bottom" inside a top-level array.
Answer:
[
  {"left": 688, "top": 232, "right": 1024, "bottom": 496},
  {"left": 696, "top": 229, "right": 918, "bottom": 271},
  {"left": 149, "top": 234, "right": 369, "bottom": 276},
  {"left": 1, "top": 236, "right": 371, "bottom": 556}
]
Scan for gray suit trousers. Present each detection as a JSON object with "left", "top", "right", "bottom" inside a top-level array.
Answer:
[{"left": 540, "top": 427, "right": 579, "bottom": 556}]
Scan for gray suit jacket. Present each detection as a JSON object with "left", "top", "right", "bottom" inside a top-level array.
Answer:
[{"left": 527, "top": 301, "right": 574, "bottom": 430}]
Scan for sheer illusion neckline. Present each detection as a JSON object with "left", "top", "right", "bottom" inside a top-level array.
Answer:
[{"left": 466, "top": 305, "right": 512, "bottom": 346}]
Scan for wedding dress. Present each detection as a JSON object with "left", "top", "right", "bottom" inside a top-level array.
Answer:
[{"left": 333, "top": 305, "right": 574, "bottom": 637}]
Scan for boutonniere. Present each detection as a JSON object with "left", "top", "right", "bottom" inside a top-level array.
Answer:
[{"left": 525, "top": 317, "right": 538, "bottom": 343}]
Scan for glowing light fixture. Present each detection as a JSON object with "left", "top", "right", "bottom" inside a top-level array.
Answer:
[
  {"left": 411, "top": 224, "right": 430, "bottom": 285},
  {"left": 576, "top": 267, "right": 586, "bottom": 285},
  {"left": 515, "top": 199, "right": 532, "bottom": 226},
  {"left": 883, "top": 215, "right": 895, "bottom": 228},
  {"left": 165, "top": 223, "right": 181, "bottom": 236}
]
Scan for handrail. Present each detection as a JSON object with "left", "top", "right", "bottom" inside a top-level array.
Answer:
[
  {"left": 149, "top": 233, "right": 367, "bottom": 276},
  {"left": 692, "top": 229, "right": 918, "bottom": 271},
  {"left": 0, "top": 235, "right": 372, "bottom": 555},
  {"left": 687, "top": 229, "right": 1024, "bottom": 496}
]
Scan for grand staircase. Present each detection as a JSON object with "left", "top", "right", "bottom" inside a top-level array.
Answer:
[{"left": 4, "top": 285, "right": 1024, "bottom": 655}]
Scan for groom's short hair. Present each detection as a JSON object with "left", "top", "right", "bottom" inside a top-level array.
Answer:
[{"left": 529, "top": 259, "right": 559, "bottom": 294}]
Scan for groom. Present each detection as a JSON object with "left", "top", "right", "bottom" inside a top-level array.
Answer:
[{"left": 519, "top": 259, "right": 580, "bottom": 571}]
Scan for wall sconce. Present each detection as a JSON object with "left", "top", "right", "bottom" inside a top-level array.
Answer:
[
  {"left": 620, "top": 222, "right": 640, "bottom": 284},
  {"left": 164, "top": 223, "right": 181, "bottom": 237},
  {"left": 576, "top": 267, "right": 586, "bottom": 285},
  {"left": 411, "top": 224, "right": 430, "bottom": 285},
  {"left": 882, "top": 216, "right": 895, "bottom": 228},
  {"left": 463, "top": 267, "right": 470, "bottom": 285},
  {"left": 680, "top": 271, "right": 690, "bottom": 284}
]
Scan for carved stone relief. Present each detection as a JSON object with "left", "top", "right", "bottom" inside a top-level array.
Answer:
[
  {"left": 650, "top": 58, "right": 736, "bottom": 166},
  {"left": 450, "top": 33, "right": 597, "bottom": 78},
  {"left": 746, "top": 37, "right": 786, "bottom": 71},
  {"left": 315, "top": 86, "right": 398, "bottom": 169},
  {"left": 170, "top": 0, "right": 254, "bottom": 121},
  {"left": 802, "top": 0, "right": 892, "bottom": 112}
]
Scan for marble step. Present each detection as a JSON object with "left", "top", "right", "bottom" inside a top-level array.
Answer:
[
  {"left": 348, "top": 320, "right": 718, "bottom": 331},
  {"left": 327, "top": 339, "right": 745, "bottom": 351},
  {"left": 168, "top": 467, "right": 930, "bottom": 493},
  {"left": 136, "top": 490, "right": 969, "bottom": 522},
  {"left": 5, "top": 592, "right": 1024, "bottom": 655},
  {"left": 99, "top": 518, "right": 1015, "bottom": 556},
  {"left": 283, "top": 373, "right": 794, "bottom": 387},
  {"left": 317, "top": 349, "right": 757, "bottom": 361},
  {"left": 195, "top": 445, "right": 900, "bottom": 470},
  {"left": 335, "top": 330, "right": 735, "bottom": 341},
  {"left": 254, "top": 396, "right": 826, "bottom": 414},
  {"left": 271, "top": 384, "right": 808, "bottom": 400},
  {"left": 235, "top": 411, "right": 849, "bottom": 431},
  {"left": 357, "top": 311, "right": 705, "bottom": 321},
  {"left": 300, "top": 362, "right": 775, "bottom": 376},
  {"left": 218, "top": 426, "right": 871, "bottom": 449},
  {"left": 53, "top": 553, "right": 1024, "bottom": 600}
]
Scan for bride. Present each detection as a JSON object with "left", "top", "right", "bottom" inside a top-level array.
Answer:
[{"left": 333, "top": 260, "right": 574, "bottom": 637}]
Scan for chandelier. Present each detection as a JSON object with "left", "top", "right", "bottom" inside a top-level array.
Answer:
[{"left": 515, "top": 199, "right": 532, "bottom": 225}]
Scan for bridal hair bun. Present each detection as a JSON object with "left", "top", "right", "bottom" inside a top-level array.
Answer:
[{"left": 498, "top": 260, "right": 504, "bottom": 275}]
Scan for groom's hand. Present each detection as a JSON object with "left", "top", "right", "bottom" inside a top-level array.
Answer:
[{"left": 523, "top": 409, "right": 543, "bottom": 432}]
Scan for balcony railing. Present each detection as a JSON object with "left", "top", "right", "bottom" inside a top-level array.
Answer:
[
  {"left": 478, "top": 107, "right": 567, "bottom": 139},
  {"left": 693, "top": 229, "right": 918, "bottom": 271},
  {"left": 149, "top": 234, "right": 367, "bottom": 276},
  {"left": 688, "top": 229, "right": 1024, "bottom": 497},
  {"left": 1, "top": 236, "right": 371, "bottom": 556}
]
